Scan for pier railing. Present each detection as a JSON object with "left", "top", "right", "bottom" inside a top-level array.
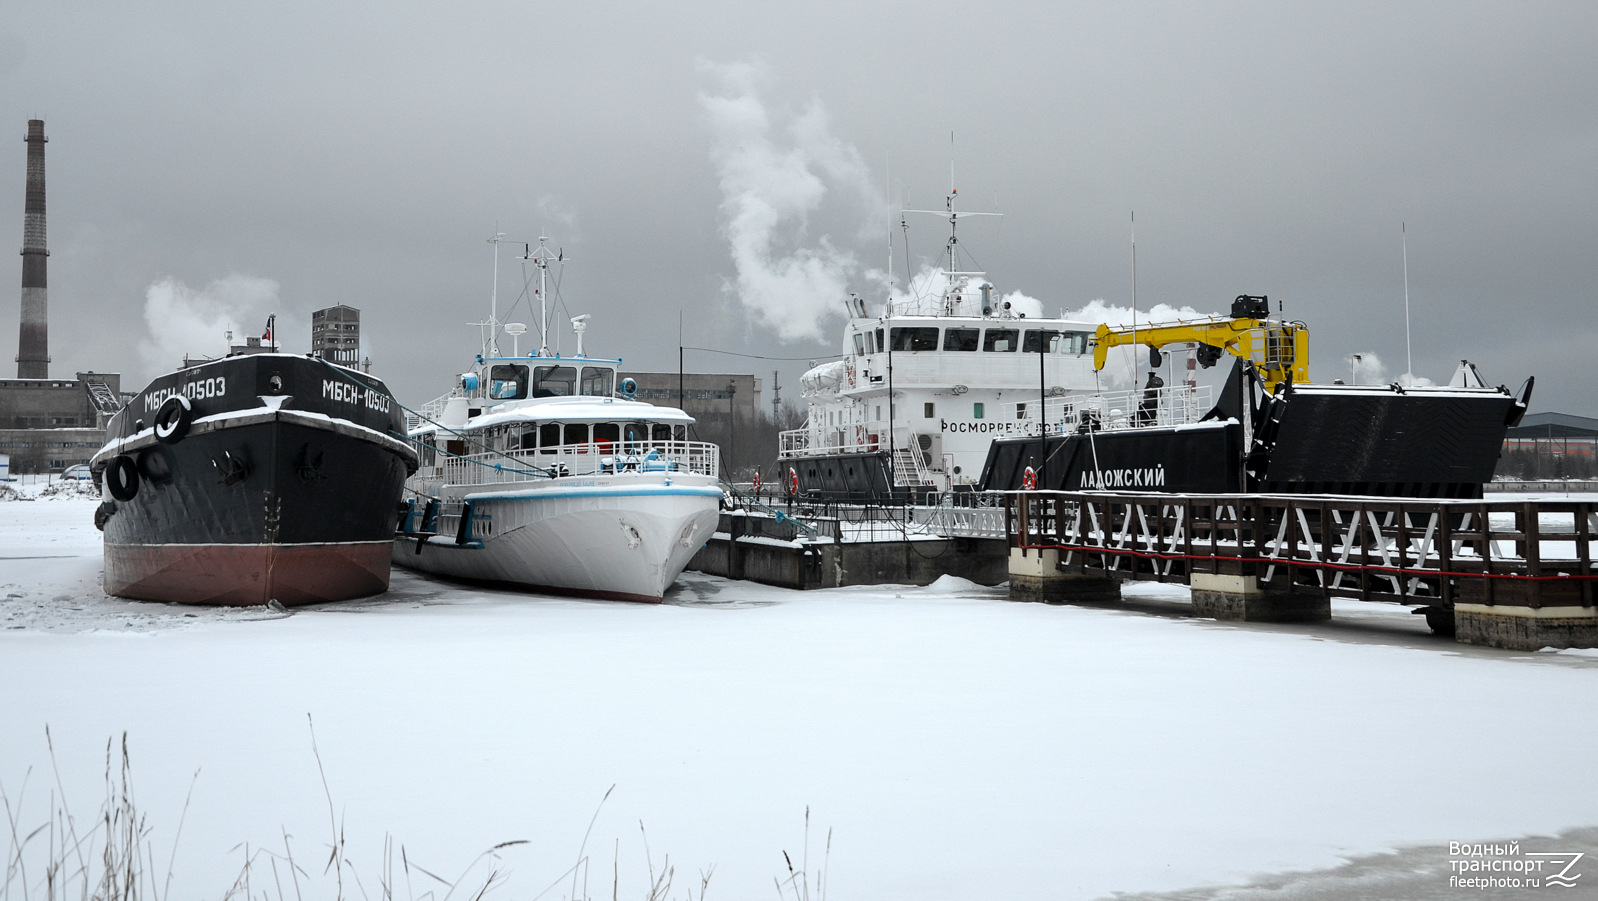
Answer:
[{"left": 1006, "top": 490, "right": 1598, "bottom": 607}]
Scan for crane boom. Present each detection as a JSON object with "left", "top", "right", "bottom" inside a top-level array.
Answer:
[{"left": 1092, "top": 298, "right": 1309, "bottom": 395}]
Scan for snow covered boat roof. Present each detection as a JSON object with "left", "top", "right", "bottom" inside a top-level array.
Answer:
[{"left": 418, "top": 395, "right": 694, "bottom": 434}]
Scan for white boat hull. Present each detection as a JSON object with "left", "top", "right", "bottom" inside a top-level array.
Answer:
[{"left": 393, "top": 473, "right": 722, "bottom": 603}]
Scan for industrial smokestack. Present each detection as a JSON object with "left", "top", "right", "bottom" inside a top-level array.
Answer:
[{"left": 17, "top": 119, "right": 48, "bottom": 379}]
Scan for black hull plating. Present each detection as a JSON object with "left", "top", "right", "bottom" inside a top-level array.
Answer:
[
  {"left": 981, "top": 385, "right": 1519, "bottom": 499},
  {"left": 95, "top": 354, "right": 416, "bottom": 604},
  {"left": 100, "top": 419, "right": 410, "bottom": 547}
]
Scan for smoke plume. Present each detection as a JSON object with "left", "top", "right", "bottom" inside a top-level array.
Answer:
[
  {"left": 699, "top": 60, "right": 884, "bottom": 342},
  {"left": 138, "top": 275, "right": 289, "bottom": 379}
]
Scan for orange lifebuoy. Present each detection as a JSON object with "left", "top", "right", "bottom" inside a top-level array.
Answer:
[
  {"left": 1022, "top": 466, "right": 1038, "bottom": 490},
  {"left": 753, "top": 472, "right": 762, "bottom": 492},
  {"left": 788, "top": 467, "right": 799, "bottom": 496}
]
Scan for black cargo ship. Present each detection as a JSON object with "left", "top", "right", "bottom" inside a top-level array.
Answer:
[
  {"left": 978, "top": 359, "right": 1533, "bottom": 498},
  {"left": 90, "top": 352, "right": 418, "bottom": 605}
]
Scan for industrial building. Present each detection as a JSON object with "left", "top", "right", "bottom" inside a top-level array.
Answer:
[
  {"left": 619, "top": 371, "right": 770, "bottom": 476},
  {"left": 312, "top": 304, "right": 362, "bottom": 365},
  {"left": 1499, "top": 411, "right": 1598, "bottom": 480},
  {"left": 620, "top": 371, "right": 763, "bottom": 427}
]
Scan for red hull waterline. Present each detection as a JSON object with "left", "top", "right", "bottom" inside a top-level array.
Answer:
[{"left": 104, "top": 541, "right": 393, "bottom": 606}]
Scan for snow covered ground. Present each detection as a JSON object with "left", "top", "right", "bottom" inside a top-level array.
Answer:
[{"left": 3, "top": 485, "right": 1597, "bottom": 899}]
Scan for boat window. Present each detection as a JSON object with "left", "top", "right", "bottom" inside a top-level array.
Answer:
[
  {"left": 539, "top": 422, "right": 561, "bottom": 453},
  {"left": 866, "top": 332, "right": 876, "bottom": 354},
  {"left": 580, "top": 366, "right": 614, "bottom": 397},
  {"left": 1062, "top": 331, "right": 1090, "bottom": 355},
  {"left": 983, "top": 328, "right": 1019, "bottom": 352},
  {"left": 532, "top": 365, "right": 577, "bottom": 397},
  {"left": 943, "top": 328, "right": 979, "bottom": 352},
  {"left": 1016, "top": 402, "right": 1028, "bottom": 419},
  {"left": 652, "top": 423, "right": 673, "bottom": 442},
  {"left": 489, "top": 364, "right": 529, "bottom": 400},
  {"left": 593, "top": 422, "right": 620, "bottom": 449},
  {"left": 890, "top": 327, "right": 940, "bottom": 352},
  {"left": 874, "top": 328, "right": 884, "bottom": 353},
  {"left": 924, "top": 402, "right": 935, "bottom": 418},
  {"left": 563, "top": 423, "right": 589, "bottom": 445},
  {"left": 519, "top": 429, "right": 537, "bottom": 451},
  {"left": 973, "top": 402, "right": 985, "bottom": 419},
  {"left": 853, "top": 333, "right": 866, "bottom": 356},
  {"left": 624, "top": 422, "right": 650, "bottom": 443},
  {"left": 1023, "top": 329, "right": 1062, "bottom": 353},
  {"left": 674, "top": 424, "right": 686, "bottom": 441}
]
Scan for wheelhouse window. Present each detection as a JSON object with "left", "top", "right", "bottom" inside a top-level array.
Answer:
[
  {"left": 1059, "top": 331, "right": 1090, "bottom": 355},
  {"left": 1023, "top": 329, "right": 1062, "bottom": 353},
  {"left": 532, "top": 365, "right": 577, "bottom": 397},
  {"left": 593, "top": 422, "right": 620, "bottom": 448},
  {"left": 580, "top": 366, "right": 614, "bottom": 397},
  {"left": 853, "top": 333, "right": 866, "bottom": 356},
  {"left": 983, "top": 329, "right": 1019, "bottom": 352},
  {"left": 489, "top": 364, "right": 529, "bottom": 400},
  {"left": 651, "top": 423, "right": 673, "bottom": 441},
  {"left": 890, "top": 327, "right": 940, "bottom": 351},
  {"left": 943, "top": 328, "right": 979, "bottom": 352},
  {"left": 563, "top": 423, "right": 589, "bottom": 445},
  {"left": 624, "top": 422, "right": 651, "bottom": 444},
  {"left": 874, "top": 328, "right": 884, "bottom": 353}
]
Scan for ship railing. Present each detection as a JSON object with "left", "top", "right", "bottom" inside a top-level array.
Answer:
[
  {"left": 778, "top": 425, "right": 920, "bottom": 460},
  {"left": 407, "top": 393, "right": 454, "bottom": 434},
  {"left": 779, "top": 428, "right": 811, "bottom": 457},
  {"left": 996, "top": 385, "right": 1212, "bottom": 434},
  {"left": 417, "top": 439, "right": 721, "bottom": 486}
]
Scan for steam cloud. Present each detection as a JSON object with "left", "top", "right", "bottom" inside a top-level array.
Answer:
[
  {"left": 138, "top": 275, "right": 292, "bottom": 380},
  {"left": 699, "top": 60, "right": 884, "bottom": 342}
]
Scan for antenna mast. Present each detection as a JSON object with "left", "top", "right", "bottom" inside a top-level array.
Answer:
[
  {"left": 1131, "top": 212, "right": 1139, "bottom": 383},
  {"left": 487, "top": 232, "right": 505, "bottom": 355},
  {"left": 524, "top": 235, "right": 562, "bottom": 356},
  {"left": 1402, "top": 222, "right": 1413, "bottom": 380}
]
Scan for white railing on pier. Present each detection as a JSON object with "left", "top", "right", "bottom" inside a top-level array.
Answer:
[{"left": 416, "top": 440, "right": 720, "bottom": 487}]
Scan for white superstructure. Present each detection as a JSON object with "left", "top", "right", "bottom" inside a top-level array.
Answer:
[{"left": 780, "top": 194, "right": 1210, "bottom": 492}]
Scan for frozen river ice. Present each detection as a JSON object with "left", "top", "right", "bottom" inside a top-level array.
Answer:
[{"left": 2, "top": 487, "right": 1596, "bottom": 899}]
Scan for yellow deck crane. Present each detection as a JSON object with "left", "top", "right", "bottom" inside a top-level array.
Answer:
[{"left": 1091, "top": 295, "right": 1309, "bottom": 395}]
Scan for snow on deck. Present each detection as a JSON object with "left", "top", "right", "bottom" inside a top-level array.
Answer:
[{"left": 1, "top": 487, "right": 1596, "bottom": 899}]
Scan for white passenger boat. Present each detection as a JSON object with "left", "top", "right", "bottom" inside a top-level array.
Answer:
[{"left": 394, "top": 237, "right": 722, "bottom": 602}]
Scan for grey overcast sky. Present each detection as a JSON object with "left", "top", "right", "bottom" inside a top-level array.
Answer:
[{"left": 1, "top": 1, "right": 1593, "bottom": 413}]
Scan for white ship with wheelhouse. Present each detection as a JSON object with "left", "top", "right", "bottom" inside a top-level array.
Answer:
[
  {"left": 780, "top": 192, "right": 1211, "bottom": 502},
  {"left": 395, "top": 237, "right": 722, "bottom": 602}
]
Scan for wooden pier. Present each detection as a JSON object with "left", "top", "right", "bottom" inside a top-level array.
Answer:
[{"left": 1004, "top": 490, "right": 1598, "bottom": 650}]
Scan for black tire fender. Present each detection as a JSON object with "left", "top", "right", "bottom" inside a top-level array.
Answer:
[
  {"left": 106, "top": 455, "right": 140, "bottom": 502},
  {"left": 154, "top": 395, "right": 193, "bottom": 445}
]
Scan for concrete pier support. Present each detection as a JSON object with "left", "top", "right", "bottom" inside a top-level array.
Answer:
[
  {"left": 1007, "top": 547, "right": 1121, "bottom": 605},
  {"left": 1190, "top": 573, "right": 1329, "bottom": 623},
  {"left": 1454, "top": 603, "right": 1598, "bottom": 651}
]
